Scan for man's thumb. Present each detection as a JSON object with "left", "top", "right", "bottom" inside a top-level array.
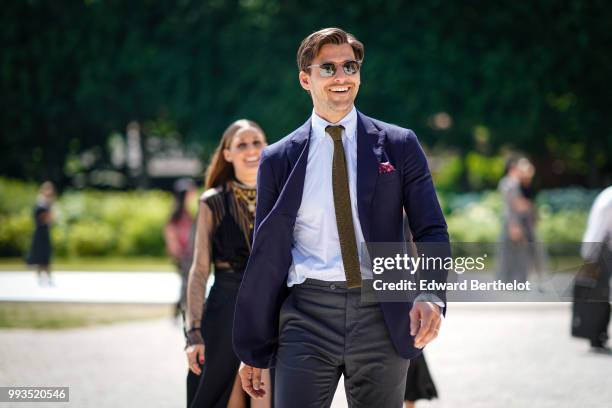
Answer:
[{"left": 409, "top": 308, "right": 420, "bottom": 336}]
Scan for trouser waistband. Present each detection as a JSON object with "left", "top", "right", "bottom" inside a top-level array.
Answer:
[{"left": 293, "top": 278, "right": 372, "bottom": 293}]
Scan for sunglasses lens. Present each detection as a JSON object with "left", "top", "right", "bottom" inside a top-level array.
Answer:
[
  {"left": 343, "top": 61, "right": 360, "bottom": 75},
  {"left": 319, "top": 63, "right": 336, "bottom": 77}
]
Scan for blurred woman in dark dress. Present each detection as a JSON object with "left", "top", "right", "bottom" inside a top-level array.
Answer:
[
  {"left": 27, "top": 181, "right": 56, "bottom": 286},
  {"left": 403, "top": 217, "right": 439, "bottom": 407},
  {"left": 184, "top": 119, "right": 270, "bottom": 408},
  {"left": 165, "top": 178, "right": 197, "bottom": 319},
  {"left": 404, "top": 353, "right": 438, "bottom": 407}
]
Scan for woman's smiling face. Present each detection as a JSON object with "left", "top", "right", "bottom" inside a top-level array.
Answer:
[{"left": 223, "top": 126, "right": 267, "bottom": 182}]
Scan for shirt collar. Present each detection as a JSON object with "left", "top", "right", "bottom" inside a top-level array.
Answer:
[{"left": 311, "top": 106, "right": 357, "bottom": 142}]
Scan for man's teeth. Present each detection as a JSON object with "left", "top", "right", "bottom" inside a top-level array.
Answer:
[{"left": 330, "top": 87, "right": 349, "bottom": 92}]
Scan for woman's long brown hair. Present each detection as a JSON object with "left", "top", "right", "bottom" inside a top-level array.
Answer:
[{"left": 204, "top": 119, "right": 265, "bottom": 190}]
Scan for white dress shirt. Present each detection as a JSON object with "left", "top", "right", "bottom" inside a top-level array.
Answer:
[
  {"left": 287, "top": 106, "right": 372, "bottom": 286},
  {"left": 581, "top": 186, "right": 612, "bottom": 261}
]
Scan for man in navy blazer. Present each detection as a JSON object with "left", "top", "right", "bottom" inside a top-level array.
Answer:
[{"left": 234, "top": 27, "right": 449, "bottom": 407}]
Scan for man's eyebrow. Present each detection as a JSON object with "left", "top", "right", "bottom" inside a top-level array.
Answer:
[{"left": 318, "top": 59, "right": 356, "bottom": 64}]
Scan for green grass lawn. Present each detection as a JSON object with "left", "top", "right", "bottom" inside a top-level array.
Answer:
[
  {"left": 0, "top": 302, "right": 175, "bottom": 329},
  {"left": 0, "top": 257, "right": 175, "bottom": 272}
]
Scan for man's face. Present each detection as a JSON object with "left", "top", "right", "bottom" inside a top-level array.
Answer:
[{"left": 299, "top": 43, "right": 361, "bottom": 123}]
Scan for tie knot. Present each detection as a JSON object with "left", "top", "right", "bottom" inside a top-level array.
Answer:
[{"left": 326, "top": 125, "right": 344, "bottom": 142}]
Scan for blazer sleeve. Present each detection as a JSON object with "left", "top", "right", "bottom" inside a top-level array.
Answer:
[
  {"left": 233, "top": 147, "right": 285, "bottom": 368},
  {"left": 401, "top": 130, "right": 450, "bottom": 309}
]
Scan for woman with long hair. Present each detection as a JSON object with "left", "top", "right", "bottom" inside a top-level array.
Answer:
[{"left": 185, "top": 119, "right": 270, "bottom": 408}]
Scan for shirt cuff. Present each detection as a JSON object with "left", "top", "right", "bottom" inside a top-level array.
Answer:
[{"left": 414, "top": 293, "right": 445, "bottom": 311}]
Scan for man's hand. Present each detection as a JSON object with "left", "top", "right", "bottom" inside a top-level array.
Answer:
[
  {"left": 409, "top": 301, "right": 442, "bottom": 349},
  {"left": 239, "top": 363, "right": 266, "bottom": 399},
  {"left": 186, "top": 344, "right": 205, "bottom": 375}
]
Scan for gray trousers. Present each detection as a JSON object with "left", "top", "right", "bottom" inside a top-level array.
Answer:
[{"left": 275, "top": 279, "right": 410, "bottom": 408}]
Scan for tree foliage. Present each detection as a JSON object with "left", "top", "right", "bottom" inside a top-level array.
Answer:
[{"left": 1, "top": 0, "right": 610, "bottom": 187}]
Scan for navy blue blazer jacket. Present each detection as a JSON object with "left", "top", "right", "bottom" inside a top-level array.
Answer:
[{"left": 233, "top": 111, "right": 449, "bottom": 368}]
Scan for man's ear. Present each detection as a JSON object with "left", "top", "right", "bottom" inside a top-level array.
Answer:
[{"left": 299, "top": 71, "right": 311, "bottom": 91}]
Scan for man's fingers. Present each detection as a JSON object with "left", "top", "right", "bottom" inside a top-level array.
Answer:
[
  {"left": 409, "top": 306, "right": 420, "bottom": 336},
  {"left": 410, "top": 302, "right": 444, "bottom": 348},
  {"left": 239, "top": 365, "right": 252, "bottom": 393},
  {"left": 432, "top": 316, "right": 442, "bottom": 340},
  {"left": 414, "top": 313, "right": 433, "bottom": 347},
  {"left": 420, "top": 315, "right": 441, "bottom": 347},
  {"left": 414, "top": 305, "right": 431, "bottom": 341},
  {"left": 252, "top": 367, "right": 264, "bottom": 390},
  {"left": 239, "top": 364, "right": 266, "bottom": 399},
  {"left": 415, "top": 307, "right": 442, "bottom": 348},
  {"left": 239, "top": 365, "right": 257, "bottom": 397}
]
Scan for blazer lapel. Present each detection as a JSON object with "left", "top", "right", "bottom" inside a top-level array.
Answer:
[
  {"left": 274, "top": 119, "right": 311, "bottom": 219},
  {"left": 356, "top": 112, "right": 385, "bottom": 243},
  {"left": 287, "top": 119, "right": 311, "bottom": 169}
]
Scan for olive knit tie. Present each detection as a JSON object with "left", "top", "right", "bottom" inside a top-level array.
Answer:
[{"left": 326, "top": 125, "right": 362, "bottom": 289}]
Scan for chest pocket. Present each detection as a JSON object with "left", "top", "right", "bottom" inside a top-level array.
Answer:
[{"left": 377, "top": 170, "right": 401, "bottom": 186}]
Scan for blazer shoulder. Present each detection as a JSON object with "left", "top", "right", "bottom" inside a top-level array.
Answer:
[
  {"left": 364, "top": 115, "right": 418, "bottom": 144},
  {"left": 261, "top": 122, "right": 308, "bottom": 161},
  {"left": 263, "top": 134, "right": 292, "bottom": 158}
]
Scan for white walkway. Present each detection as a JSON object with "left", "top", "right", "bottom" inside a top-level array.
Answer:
[
  {"left": 0, "top": 271, "right": 182, "bottom": 303},
  {"left": 1, "top": 304, "right": 611, "bottom": 407}
]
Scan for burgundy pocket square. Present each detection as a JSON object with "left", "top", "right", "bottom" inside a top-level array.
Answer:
[{"left": 378, "top": 162, "right": 395, "bottom": 174}]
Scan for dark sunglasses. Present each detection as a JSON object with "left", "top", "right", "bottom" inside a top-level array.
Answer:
[{"left": 307, "top": 60, "right": 362, "bottom": 77}]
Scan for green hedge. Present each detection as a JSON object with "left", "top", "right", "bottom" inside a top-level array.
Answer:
[
  {"left": 0, "top": 209, "right": 33, "bottom": 257},
  {"left": 0, "top": 177, "right": 601, "bottom": 258},
  {"left": 0, "top": 178, "right": 172, "bottom": 258},
  {"left": 444, "top": 189, "right": 594, "bottom": 244},
  {"left": 0, "top": 178, "right": 38, "bottom": 215},
  {"left": 445, "top": 192, "right": 502, "bottom": 242}
]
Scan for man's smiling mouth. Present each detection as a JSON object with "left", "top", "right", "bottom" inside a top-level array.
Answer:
[{"left": 329, "top": 86, "right": 349, "bottom": 93}]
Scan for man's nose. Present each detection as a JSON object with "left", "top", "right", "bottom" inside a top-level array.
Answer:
[{"left": 333, "top": 65, "right": 347, "bottom": 81}]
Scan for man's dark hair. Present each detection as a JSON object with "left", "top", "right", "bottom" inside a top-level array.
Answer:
[{"left": 297, "top": 27, "right": 364, "bottom": 73}]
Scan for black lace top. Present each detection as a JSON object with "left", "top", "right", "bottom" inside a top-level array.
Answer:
[
  {"left": 185, "top": 180, "right": 256, "bottom": 345},
  {"left": 203, "top": 182, "right": 255, "bottom": 273}
]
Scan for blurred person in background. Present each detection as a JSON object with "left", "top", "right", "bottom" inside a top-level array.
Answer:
[
  {"left": 518, "top": 158, "right": 549, "bottom": 288},
  {"left": 497, "top": 157, "right": 541, "bottom": 283},
  {"left": 572, "top": 185, "right": 612, "bottom": 353},
  {"left": 165, "top": 178, "right": 197, "bottom": 319},
  {"left": 184, "top": 119, "right": 271, "bottom": 408},
  {"left": 403, "top": 353, "right": 438, "bottom": 407},
  {"left": 26, "top": 181, "right": 56, "bottom": 286}
]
